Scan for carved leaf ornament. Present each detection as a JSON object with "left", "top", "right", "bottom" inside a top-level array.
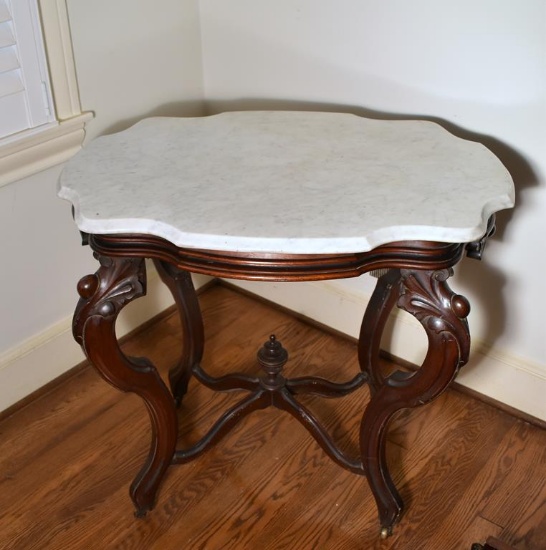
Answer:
[{"left": 399, "top": 268, "right": 471, "bottom": 367}]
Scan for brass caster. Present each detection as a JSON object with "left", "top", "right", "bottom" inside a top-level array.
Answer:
[{"left": 380, "top": 526, "right": 392, "bottom": 539}]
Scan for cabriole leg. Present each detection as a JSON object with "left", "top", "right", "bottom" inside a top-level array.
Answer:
[
  {"left": 358, "top": 269, "right": 402, "bottom": 393},
  {"left": 360, "top": 268, "right": 471, "bottom": 535},
  {"left": 73, "top": 254, "right": 178, "bottom": 516},
  {"left": 153, "top": 260, "right": 204, "bottom": 405}
]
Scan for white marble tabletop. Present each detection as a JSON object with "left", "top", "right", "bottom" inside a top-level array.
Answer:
[{"left": 58, "top": 111, "right": 514, "bottom": 254}]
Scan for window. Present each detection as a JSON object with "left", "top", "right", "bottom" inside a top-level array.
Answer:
[
  {"left": 0, "top": 0, "right": 92, "bottom": 187},
  {"left": 0, "top": 0, "right": 55, "bottom": 138}
]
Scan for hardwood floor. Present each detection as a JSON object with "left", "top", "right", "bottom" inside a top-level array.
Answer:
[{"left": 0, "top": 283, "right": 544, "bottom": 550}]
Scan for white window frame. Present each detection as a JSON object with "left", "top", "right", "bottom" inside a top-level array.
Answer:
[{"left": 0, "top": 0, "right": 92, "bottom": 187}]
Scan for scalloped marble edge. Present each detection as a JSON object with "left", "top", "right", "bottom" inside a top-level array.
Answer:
[
  {"left": 58, "top": 185, "right": 514, "bottom": 253},
  {"left": 58, "top": 112, "right": 515, "bottom": 254}
]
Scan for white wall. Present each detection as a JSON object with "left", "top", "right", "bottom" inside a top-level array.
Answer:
[
  {"left": 0, "top": 0, "right": 205, "bottom": 412},
  {"left": 199, "top": 0, "right": 546, "bottom": 419},
  {"left": 69, "top": 0, "right": 204, "bottom": 142}
]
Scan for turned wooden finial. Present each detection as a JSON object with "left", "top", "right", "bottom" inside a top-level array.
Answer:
[
  {"left": 257, "top": 335, "right": 288, "bottom": 390},
  {"left": 258, "top": 335, "right": 288, "bottom": 367}
]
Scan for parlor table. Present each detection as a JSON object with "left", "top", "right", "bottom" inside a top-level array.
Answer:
[{"left": 58, "top": 111, "right": 514, "bottom": 537}]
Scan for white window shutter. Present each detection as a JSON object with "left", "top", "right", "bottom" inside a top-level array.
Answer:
[{"left": 0, "top": 0, "right": 55, "bottom": 139}]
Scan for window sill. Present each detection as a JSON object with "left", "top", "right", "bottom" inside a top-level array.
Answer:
[{"left": 0, "top": 111, "right": 93, "bottom": 187}]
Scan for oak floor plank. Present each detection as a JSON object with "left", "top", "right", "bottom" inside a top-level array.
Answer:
[
  {"left": 484, "top": 421, "right": 546, "bottom": 550},
  {"left": 0, "top": 284, "right": 544, "bottom": 549},
  {"left": 423, "top": 418, "right": 529, "bottom": 549},
  {"left": 384, "top": 400, "right": 515, "bottom": 548},
  {"left": 453, "top": 515, "right": 504, "bottom": 550}
]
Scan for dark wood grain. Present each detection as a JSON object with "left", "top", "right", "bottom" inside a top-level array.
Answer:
[
  {"left": 88, "top": 233, "right": 466, "bottom": 282},
  {"left": 0, "top": 284, "right": 544, "bottom": 549}
]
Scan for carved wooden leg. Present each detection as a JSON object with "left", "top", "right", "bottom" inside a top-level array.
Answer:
[
  {"left": 153, "top": 260, "right": 204, "bottom": 405},
  {"left": 73, "top": 254, "right": 178, "bottom": 516},
  {"left": 360, "top": 268, "right": 470, "bottom": 536},
  {"left": 358, "top": 269, "right": 402, "bottom": 393}
]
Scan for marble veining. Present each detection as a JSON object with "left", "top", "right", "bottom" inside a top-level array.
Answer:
[{"left": 58, "top": 111, "right": 515, "bottom": 254}]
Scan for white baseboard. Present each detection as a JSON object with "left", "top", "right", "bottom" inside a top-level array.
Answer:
[
  {"left": 226, "top": 278, "right": 546, "bottom": 422},
  {"left": 0, "top": 267, "right": 211, "bottom": 413}
]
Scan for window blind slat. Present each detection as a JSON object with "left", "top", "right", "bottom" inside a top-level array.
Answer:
[
  {"left": 0, "top": 44, "right": 19, "bottom": 74},
  {"left": 0, "top": 8, "right": 23, "bottom": 101},
  {"left": 0, "top": 68, "right": 23, "bottom": 96},
  {"left": 0, "top": 20, "right": 16, "bottom": 49},
  {"left": 0, "top": 1, "right": 10, "bottom": 25}
]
